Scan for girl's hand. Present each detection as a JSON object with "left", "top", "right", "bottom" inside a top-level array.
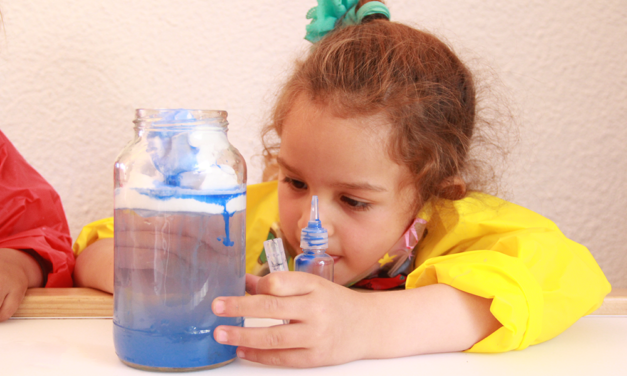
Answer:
[
  {"left": 212, "top": 274, "right": 501, "bottom": 367},
  {"left": 0, "top": 248, "right": 43, "bottom": 321},
  {"left": 212, "top": 272, "right": 373, "bottom": 367}
]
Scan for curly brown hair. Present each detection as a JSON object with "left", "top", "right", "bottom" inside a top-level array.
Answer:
[{"left": 262, "top": 3, "right": 507, "bottom": 212}]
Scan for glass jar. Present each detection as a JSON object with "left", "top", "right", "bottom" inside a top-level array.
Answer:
[{"left": 113, "top": 109, "right": 246, "bottom": 371}]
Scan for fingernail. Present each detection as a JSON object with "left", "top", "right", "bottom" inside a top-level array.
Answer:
[
  {"left": 237, "top": 348, "right": 245, "bottom": 359},
  {"left": 216, "top": 329, "right": 228, "bottom": 343},
  {"left": 214, "top": 299, "right": 225, "bottom": 314}
]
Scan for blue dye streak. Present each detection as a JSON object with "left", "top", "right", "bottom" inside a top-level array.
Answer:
[{"left": 135, "top": 188, "right": 244, "bottom": 246}]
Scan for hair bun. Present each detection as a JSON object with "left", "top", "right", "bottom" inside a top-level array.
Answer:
[
  {"left": 361, "top": 13, "right": 389, "bottom": 23},
  {"left": 305, "top": 0, "right": 390, "bottom": 43},
  {"left": 353, "top": 1, "right": 390, "bottom": 23}
]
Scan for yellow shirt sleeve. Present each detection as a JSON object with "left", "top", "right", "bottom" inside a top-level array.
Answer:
[
  {"left": 406, "top": 193, "right": 611, "bottom": 352},
  {"left": 245, "top": 181, "right": 280, "bottom": 274},
  {"left": 72, "top": 217, "right": 114, "bottom": 256}
]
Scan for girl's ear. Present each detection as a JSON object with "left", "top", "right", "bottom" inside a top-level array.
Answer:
[{"left": 438, "top": 175, "right": 467, "bottom": 200}]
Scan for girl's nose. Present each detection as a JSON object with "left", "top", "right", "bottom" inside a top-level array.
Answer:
[
  {"left": 318, "top": 203, "right": 334, "bottom": 238},
  {"left": 320, "top": 214, "right": 334, "bottom": 238},
  {"left": 297, "top": 205, "right": 310, "bottom": 234}
]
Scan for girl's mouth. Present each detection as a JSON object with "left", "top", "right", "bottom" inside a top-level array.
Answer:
[{"left": 330, "top": 255, "right": 341, "bottom": 263}]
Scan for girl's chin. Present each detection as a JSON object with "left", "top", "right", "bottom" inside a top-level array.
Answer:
[{"left": 333, "top": 263, "right": 361, "bottom": 286}]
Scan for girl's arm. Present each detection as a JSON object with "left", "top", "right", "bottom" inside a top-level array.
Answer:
[
  {"left": 0, "top": 131, "right": 75, "bottom": 288},
  {"left": 73, "top": 238, "right": 114, "bottom": 294},
  {"left": 360, "top": 283, "right": 500, "bottom": 358},
  {"left": 211, "top": 272, "right": 500, "bottom": 367}
]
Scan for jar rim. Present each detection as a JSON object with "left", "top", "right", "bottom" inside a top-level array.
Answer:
[{"left": 133, "top": 109, "right": 228, "bottom": 129}]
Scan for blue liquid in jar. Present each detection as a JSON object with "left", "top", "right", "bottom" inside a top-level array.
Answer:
[{"left": 113, "top": 190, "right": 245, "bottom": 371}]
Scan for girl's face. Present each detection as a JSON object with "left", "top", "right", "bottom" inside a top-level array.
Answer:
[{"left": 277, "top": 95, "right": 418, "bottom": 285}]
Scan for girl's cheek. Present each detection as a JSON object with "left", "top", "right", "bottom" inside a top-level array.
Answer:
[{"left": 278, "top": 197, "right": 299, "bottom": 248}]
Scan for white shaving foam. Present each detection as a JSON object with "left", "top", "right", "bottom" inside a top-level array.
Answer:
[{"left": 115, "top": 187, "right": 246, "bottom": 214}]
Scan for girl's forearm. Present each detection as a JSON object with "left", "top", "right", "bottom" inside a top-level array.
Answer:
[
  {"left": 361, "top": 283, "right": 501, "bottom": 359},
  {"left": 0, "top": 248, "right": 43, "bottom": 288},
  {"left": 73, "top": 238, "right": 114, "bottom": 294}
]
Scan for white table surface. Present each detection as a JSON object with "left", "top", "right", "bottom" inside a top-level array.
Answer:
[{"left": 1, "top": 316, "right": 625, "bottom": 376}]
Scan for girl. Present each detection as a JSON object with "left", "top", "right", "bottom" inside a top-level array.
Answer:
[{"left": 73, "top": 0, "right": 610, "bottom": 368}]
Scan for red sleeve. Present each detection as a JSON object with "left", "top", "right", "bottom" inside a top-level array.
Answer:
[{"left": 0, "top": 130, "right": 74, "bottom": 287}]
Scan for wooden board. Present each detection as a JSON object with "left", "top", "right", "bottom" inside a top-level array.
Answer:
[
  {"left": 11, "top": 287, "right": 627, "bottom": 318},
  {"left": 12, "top": 288, "right": 113, "bottom": 318},
  {"left": 592, "top": 288, "right": 627, "bottom": 315}
]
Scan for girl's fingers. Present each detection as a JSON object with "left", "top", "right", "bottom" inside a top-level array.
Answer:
[
  {"left": 0, "top": 290, "right": 22, "bottom": 322},
  {"left": 214, "top": 323, "right": 311, "bottom": 351},
  {"left": 214, "top": 273, "right": 334, "bottom": 319},
  {"left": 236, "top": 347, "right": 327, "bottom": 368},
  {"left": 256, "top": 271, "right": 327, "bottom": 297},
  {"left": 213, "top": 293, "right": 306, "bottom": 321},
  {"left": 0, "top": 291, "right": 7, "bottom": 321},
  {"left": 245, "top": 273, "right": 261, "bottom": 295}
]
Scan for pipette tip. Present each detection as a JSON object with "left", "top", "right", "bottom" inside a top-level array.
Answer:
[{"left": 310, "top": 195, "right": 319, "bottom": 222}]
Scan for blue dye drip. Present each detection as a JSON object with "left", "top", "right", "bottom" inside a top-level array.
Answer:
[{"left": 136, "top": 188, "right": 245, "bottom": 246}]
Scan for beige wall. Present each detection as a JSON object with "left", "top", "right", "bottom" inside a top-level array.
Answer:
[{"left": 1, "top": 1, "right": 625, "bottom": 287}]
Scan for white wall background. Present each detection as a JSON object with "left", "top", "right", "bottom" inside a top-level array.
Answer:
[{"left": 0, "top": 0, "right": 625, "bottom": 287}]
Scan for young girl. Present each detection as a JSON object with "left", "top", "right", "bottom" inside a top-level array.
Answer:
[{"left": 73, "top": 0, "right": 610, "bottom": 367}]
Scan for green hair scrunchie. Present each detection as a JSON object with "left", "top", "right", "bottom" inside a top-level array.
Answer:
[{"left": 305, "top": 0, "right": 391, "bottom": 43}]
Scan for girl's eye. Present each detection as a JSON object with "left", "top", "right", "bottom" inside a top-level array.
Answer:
[
  {"left": 340, "top": 196, "right": 371, "bottom": 211},
  {"left": 282, "top": 177, "right": 307, "bottom": 191}
]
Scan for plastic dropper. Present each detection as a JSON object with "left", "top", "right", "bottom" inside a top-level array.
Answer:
[
  {"left": 263, "top": 237, "right": 290, "bottom": 324},
  {"left": 294, "top": 196, "right": 334, "bottom": 281}
]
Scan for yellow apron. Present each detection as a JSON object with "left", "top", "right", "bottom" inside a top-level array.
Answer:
[{"left": 74, "top": 181, "right": 611, "bottom": 353}]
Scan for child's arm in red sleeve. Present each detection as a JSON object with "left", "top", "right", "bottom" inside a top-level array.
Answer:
[{"left": 0, "top": 130, "right": 75, "bottom": 291}]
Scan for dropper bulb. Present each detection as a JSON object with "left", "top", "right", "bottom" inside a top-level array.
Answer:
[{"left": 310, "top": 195, "right": 319, "bottom": 222}]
